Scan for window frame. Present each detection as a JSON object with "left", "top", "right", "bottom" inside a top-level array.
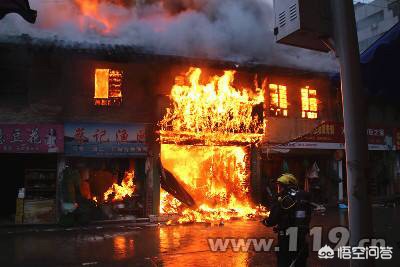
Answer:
[
  {"left": 301, "top": 86, "right": 318, "bottom": 119},
  {"left": 268, "top": 83, "right": 289, "bottom": 117},
  {"left": 93, "top": 68, "right": 123, "bottom": 107}
]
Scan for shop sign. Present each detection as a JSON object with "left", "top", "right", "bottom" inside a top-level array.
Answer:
[
  {"left": 264, "top": 121, "right": 395, "bottom": 151},
  {"left": 366, "top": 127, "right": 394, "bottom": 151},
  {"left": 301, "top": 121, "right": 344, "bottom": 144},
  {"left": 64, "top": 123, "right": 147, "bottom": 157},
  {"left": 0, "top": 124, "right": 63, "bottom": 153}
]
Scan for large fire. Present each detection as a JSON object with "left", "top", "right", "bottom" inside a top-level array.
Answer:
[
  {"left": 160, "top": 144, "right": 267, "bottom": 223},
  {"left": 160, "top": 68, "right": 265, "bottom": 145},
  {"left": 159, "top": 67, "right": 267, "bottom": 223}
]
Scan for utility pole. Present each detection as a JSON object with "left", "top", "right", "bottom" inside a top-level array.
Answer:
[
  {"left": 273, "top": 0, "right": 373, "bottom": 264},
  {"left": 330, "top": 1, "right": 373, "bottom": 266}
]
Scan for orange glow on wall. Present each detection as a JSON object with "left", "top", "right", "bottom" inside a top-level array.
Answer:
[
  {"left": 301, "top": 86, "right": 318, "bottom": 119},
  {"left": 94, "top": 68, "right": 123, "bottom": 106},
  {"left": 269, "top": 84, "right": 288, "bottom": 117}
]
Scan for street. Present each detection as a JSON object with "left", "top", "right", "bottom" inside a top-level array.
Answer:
[{"left": 1, "top": 207, "right": 399, "bottom": 267}]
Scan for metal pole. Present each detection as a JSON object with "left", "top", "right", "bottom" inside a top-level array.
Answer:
[
  {"left": 338, "top": 160, "right": 343, "bottom": 202},
  {"left": 330, "top": 0, "right": 373, "bottom": 265}
]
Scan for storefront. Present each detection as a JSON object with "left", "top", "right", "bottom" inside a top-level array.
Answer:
[
  {"left": 261, "top": 121, "right": 399, "bottom": 206},
  {"left": 62, "top": 123, "right": 149, "bottom": 223},
  {"left": 0, "top": 124, "right": 64, "bottom": 225},
  {"left": 260, "top": 149, "right": 341, "bottom": 206}
]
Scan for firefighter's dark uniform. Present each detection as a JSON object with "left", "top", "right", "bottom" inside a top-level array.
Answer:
[{"left": 263, "top": 187, "right": 312, "bottom": 267}]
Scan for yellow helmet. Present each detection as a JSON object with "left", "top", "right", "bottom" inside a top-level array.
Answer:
[{"left": 277, "top": 173, "right": 298, "bottom": 186}]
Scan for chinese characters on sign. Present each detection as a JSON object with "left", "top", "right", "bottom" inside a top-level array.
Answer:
[
  {"left": 266, "top": 121, "right": 397, "bottom": 151},
  {"left": 65, "top": 123, "right": 147, "bottom": 157},
  {"left": 0, "top": 124, "right": 64, "bottom": 153}
]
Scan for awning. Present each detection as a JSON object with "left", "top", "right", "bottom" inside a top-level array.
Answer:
[
  {"left": 331, "top": 22, "right": 400, "bottom": 99},
  {"left": 360, "top": 22, "right": 400, "bottom": 99},
  {"left": 361, "top": 22, "right": 400, "bottom": 64}
]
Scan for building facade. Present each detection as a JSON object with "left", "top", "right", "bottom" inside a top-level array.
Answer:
[
  {"left": 1, "top": 33, "right": 399, "bottom": 225},
  {"left": 355, "top": 0, "right": 399, "bottom": 52}
]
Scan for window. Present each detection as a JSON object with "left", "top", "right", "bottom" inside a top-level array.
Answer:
[
  {"left": 301, "top": 86, "right": 318, "bottom": 119},
  {"left": 269, "top": 84, "right": 288, "bottom": 117},
  {"left": 356, "top": 10, "right": 384, "bottom": 31},
  {"left": 389, "top": 1, "right": 400, "bottom": 18},
  {"left": 94, "top": 69, "right": 123, "bottom": 106}
]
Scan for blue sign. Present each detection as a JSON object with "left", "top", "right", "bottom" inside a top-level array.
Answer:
[{"left": 64, "top": 123, "right": 148, "bottom": 157}]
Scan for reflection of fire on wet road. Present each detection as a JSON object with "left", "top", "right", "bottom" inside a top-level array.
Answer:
[
  {"left": 158, "top": 221, "right": 268, "bottom": 267},
  {"left": 3, "top": 212, "right": 355, "bottom": 266},
  {"left": 159, "top": 67, "right": 268, "bottom": 223}
]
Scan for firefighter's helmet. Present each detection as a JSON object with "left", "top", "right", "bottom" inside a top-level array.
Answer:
[{"left": 277, "top": 173, "right": 298, "bottom": 186}]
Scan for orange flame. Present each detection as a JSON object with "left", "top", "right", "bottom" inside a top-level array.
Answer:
[
  {"left": 160, "top": 187, "right": 183, "bottom": 214},
  {"left": 73, "top": 0, "right": 132, "bottom": 34},
  {"left": 160, "top": 67, "right": 265, "bottom": 145},
  {"left": 159, "top": 68, "right": 267, "bottom": 223},
  {"left": 103, "top": 170, "right": 136, "bottom": 202},
  {"left": 160, "top": 144, "right": 268, "bottom": 224}
]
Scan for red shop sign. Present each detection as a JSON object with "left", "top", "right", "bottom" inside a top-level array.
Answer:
[{"left": 0, "top": 124, "right": 64, "bottom": 153}]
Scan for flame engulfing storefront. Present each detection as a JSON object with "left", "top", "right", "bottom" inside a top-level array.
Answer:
[
  {"left": 158, "top": 67, "right": 268, "bottom": 223},
  {"left": 62, "top": 123, "right": 148, "bottom": 221}
]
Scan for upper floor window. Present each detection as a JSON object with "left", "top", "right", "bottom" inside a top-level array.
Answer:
[
  {"left": 94, "top": 69, "right": 123, "bottom": 106},
  {"left": 356, "top": 10, "right": 384, "bottom": 31},
  {"left": 269, "top": 84, "right": 288, "bottom": 117},
  {"left": 301, "top": 86, "right": 318, "bottom": 119}
]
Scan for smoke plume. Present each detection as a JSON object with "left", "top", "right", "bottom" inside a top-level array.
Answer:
[{"left": 0, "top": 0, "right": 338, "bottom": 72}]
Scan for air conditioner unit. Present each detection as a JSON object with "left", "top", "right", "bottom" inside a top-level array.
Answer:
[{"left": 273, "top": 0, "right": 332, "bottom": 52}]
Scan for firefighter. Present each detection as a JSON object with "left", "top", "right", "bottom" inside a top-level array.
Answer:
[{"left": 263, "top": 173, "right": 312, "bottom": 267}]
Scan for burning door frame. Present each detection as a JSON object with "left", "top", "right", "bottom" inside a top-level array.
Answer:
[{"left": 158, "top": 67, "right": 268, "bottom": 223}]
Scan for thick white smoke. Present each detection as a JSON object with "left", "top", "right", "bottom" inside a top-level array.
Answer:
[{"left": 0, "top": 0, "right": 338, "bottom": 72}]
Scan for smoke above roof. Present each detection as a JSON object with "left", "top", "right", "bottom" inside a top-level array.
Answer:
[{"left": 0, "top": 0, "right": 338, "bottom": 72}]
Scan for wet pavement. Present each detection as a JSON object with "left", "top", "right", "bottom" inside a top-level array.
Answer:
[{"left": 0, "top": 207, "right": 399, "bottom": 267}]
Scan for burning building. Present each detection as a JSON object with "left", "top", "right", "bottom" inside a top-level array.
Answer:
[
  {"left": 0, "top": 0, "right": 344, "bottom": 225},
  {"left": 0, "top": 0, "right": 398, "bottom": 227},
  {"left": 0, "top": 32, "right": 341, "bottom": 225}
]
